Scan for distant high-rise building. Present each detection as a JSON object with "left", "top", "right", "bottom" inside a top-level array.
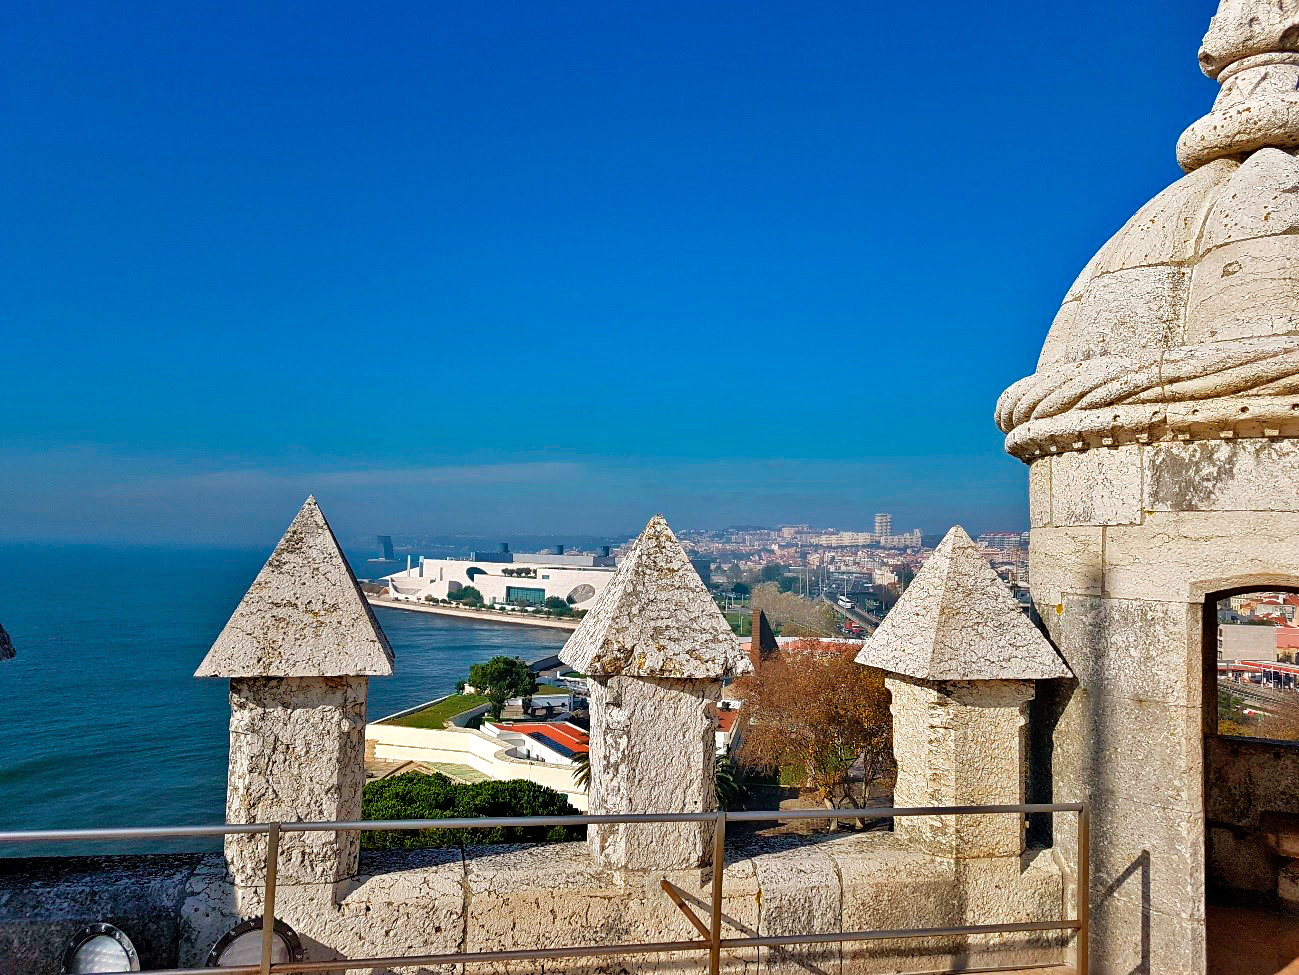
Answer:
[{"left": 874, "top": 513, "right": 892, "bottom": 536}]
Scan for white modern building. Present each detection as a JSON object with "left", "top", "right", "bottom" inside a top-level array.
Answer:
[{"left": 380, "top": 544, "right": 617, "bottom": 609}]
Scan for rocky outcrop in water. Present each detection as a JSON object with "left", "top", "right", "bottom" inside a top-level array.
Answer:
[{"left": 0, "top": 623, "right": 14, "bottom": 661}]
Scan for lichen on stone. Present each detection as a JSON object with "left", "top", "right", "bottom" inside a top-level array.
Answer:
[{"left": 854, "top": 526, "right": 1070, "bottom": 681}]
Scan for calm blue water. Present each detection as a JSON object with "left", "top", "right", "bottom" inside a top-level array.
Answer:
[{"left": 0, "top": 544, "right": 567, "bottom": 835}]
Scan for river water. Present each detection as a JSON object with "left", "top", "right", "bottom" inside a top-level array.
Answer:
[{"left": 0, "top": 543, "right": 567, "bottom": 836}]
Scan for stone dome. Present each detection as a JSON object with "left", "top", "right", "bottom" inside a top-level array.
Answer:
[{"left": 997, "top": 0, "right": 1299, "bottom": 461}]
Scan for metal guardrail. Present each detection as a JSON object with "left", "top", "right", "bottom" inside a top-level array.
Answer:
[{"left": 0, "top": 802, "right": 1089, "bottom": 975}]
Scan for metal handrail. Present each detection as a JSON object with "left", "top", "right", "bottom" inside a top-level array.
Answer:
[{"left": 0, "top": 802, "right": 1089, "bottom": 975}]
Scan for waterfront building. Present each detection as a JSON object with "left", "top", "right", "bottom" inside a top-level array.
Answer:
[{"left": 381, "top": 547, "right": 615, "bottom": 608}]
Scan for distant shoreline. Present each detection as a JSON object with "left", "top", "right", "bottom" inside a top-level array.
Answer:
[{"left": 366, "top": 596, "right": 580, "bottom": 631}]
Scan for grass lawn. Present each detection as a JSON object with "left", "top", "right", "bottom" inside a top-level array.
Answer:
[
  {"left": 385, "top": 693, "right": 488, "bottom": 729},
  {"left": 534, "top": 684, "right": 571, "bottom": 695}
]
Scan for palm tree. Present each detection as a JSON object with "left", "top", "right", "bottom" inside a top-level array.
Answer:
[
  {"left": 573, "top": 752, "right": 590, "bottom": 791},
  {"left": 714, "top": 754, "right": 745, "bottom": 810}
]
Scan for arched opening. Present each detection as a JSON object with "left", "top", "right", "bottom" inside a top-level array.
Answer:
[{"left": 1202, "top": 585, "right": 1299, "bottom": 975}]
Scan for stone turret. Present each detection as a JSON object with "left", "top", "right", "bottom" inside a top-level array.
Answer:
[
  {"left": 997, "top": 2, "right": 1299, "bottom": 972},
  {"left": 560, "top": 514, "right": 751, "bottom": 870},
  {"left": 196, "top": 497, "right": 393, "bottom": 889},
  {"left": 855, "top": 527, "right": 1068, "bottom": 859}
]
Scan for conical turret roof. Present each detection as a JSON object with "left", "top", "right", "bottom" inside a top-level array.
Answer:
[
  {"left": 196, "top": 497, "right": 394, "bottom": 678},
  {"left": 854, "top": 526, "right": 1069, "bottom": 681},
  {"left": 560, "top": 515, "right": 751, "bottom": 679}
]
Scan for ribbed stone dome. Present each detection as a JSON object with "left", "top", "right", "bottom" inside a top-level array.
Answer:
[{"left": 997, "top": 1, "right": 1299, "bottom": 461}]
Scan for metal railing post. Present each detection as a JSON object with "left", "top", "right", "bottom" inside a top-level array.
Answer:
[
  {"left": 1076, "top": 806, "right": 1089, "bottom": 975},
  {"left": 261, "top": 823, "right": 281, "bottom": 975},
  {"left": 0, "top": 802, "right": 1086, "bottom": 975},
  {"left": 709, "top": 810, "right": 726, "bottom": 975}
]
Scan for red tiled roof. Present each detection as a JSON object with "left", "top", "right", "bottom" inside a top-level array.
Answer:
[
  {"left": 500, "top": 721, "right": 589, "bottom": 754},
  {"left": 716, "top": 709, "right": 740, "bottom": 733}
]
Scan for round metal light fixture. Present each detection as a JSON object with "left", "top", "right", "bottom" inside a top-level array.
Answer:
[
  {"left": 61, "top": 922, "right": 140, "bottom": 974},
  {"left": 206, "top": 917, "right": 304, "bottom": 968}
]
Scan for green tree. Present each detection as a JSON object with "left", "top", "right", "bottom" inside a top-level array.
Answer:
[
  {"left": 448, "top": 585, "right": 484, "bottom": 605},
  {"left": 542, "top": 596, "right": 573, "bottom": 616},
  {"left": 730, "top": 582, "right": 751, "bottom": 597},
  {"left": 760, "top": 563, "right": 787, "bottom": 583},
  {"left": 361, "top": 773, "right": 582, "bottom": 850},
  {"left": 468, "top": 655, "right": 538, "bottom": 720}
]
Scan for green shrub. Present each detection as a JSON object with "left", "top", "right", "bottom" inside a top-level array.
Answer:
[{"left": 361, "top": 773, "right": 582, "bottom": 850}]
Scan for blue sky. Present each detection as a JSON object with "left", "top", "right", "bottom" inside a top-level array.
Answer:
[{"left": 2, "top": 0, "right": 1218, "bottom": 545}]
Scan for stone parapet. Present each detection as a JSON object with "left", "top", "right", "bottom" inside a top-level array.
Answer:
[{"left": 0, "top": 833, "right": 1068, "bottom": 975}]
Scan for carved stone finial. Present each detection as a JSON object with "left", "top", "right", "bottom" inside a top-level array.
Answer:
[
  {"left": 856, "top": 527, "right": 1067, "bottom": 860},
  {"left": 1178, "top": 0, "right": 1299, "bottom": 170},
  {"left": 198, "top": 497, "right": 393, "bottom": 891},
  {"left": 196, "top": 496, "right": 393, "bottom": 678},
  {"left": 560, "top": 514, "right": 750, "bottom": 680},
  {"left": 854, "top": 526, "right": 1069, "bottom": 681}
]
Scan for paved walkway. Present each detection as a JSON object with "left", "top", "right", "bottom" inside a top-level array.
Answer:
[{"left": 365, "top": 757, "right": 492, "bottom": 785}]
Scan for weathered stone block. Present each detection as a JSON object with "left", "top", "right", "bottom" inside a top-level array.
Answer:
[
  {"left": 1144, "top": 439, "right": 1299, "bottom": 513},
  {"left": 225, "top": 676, "right": 367, "bottom": 887},
  {"left": 1187, "top": 233, "right": 1299, "bottom": 344},
  {"left": 1037, "top": 299, "right": 1079, "bottom": 370},
  {"left": 1205, "top": 735, "right": 1299, "bottom": 829},
  {"left": 1101, "top": 509, "right": 1299, "bottom": 601},
  {"left": 1090, "top": 898, "right": 1205, "bottom": 975},
  {"left": 1074, "top": 265, "right": 1190, "bottom": 359},
  {"left": 1055, "top": 595, "right": 1200, "bottom": 707},
  {"left": 464, "top": 841, "right": 758, "bottom": 975},
  {"left": 1199, "top": 149, "right": 1299, "bottom": 252},
  {"left": 586, "top": 676, "right": 719, "bottom": 871},
  {"left": 745, "top": 836, "right": 841, "bottom": 975},
  {"left": 1028, "top": 526, "right": 1103, "bottom": 613},
  {"left": 1085, "top": 789, "right": 1207, "bottom": 923},
  {"left": 1094, "top": 158, "right": 1233, "bottom": 274},
  {"left": 0, "top": 855, "right": 203, "bottom": 975},
  {"left": 1051, "top": 689, "right": 1201, "bottom": 814},
  {"left": 887, "top": 678, "right": 1032, "bottom": 859},
  {"left": 1029, "top": 458, "right": 1053, "bottom": 528},
  {"left": 1050, "top": 448, "right": 1143, "bottom": 527},
  {"left": 831, "top": 835, "right": 1068, "bottom": 973},
  {"left": 1207, "top": 826, "right": 1275, "bottom": 895}
]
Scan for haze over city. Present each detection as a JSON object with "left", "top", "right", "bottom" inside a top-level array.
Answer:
[{"left": 2, "top": 0, "right": 1216, "bottom": 544}]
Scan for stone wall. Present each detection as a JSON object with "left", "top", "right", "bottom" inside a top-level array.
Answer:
[
  {"left": 1206, "top": 735, "right": 1299, "bottom": 895},
  {"left": 0, "top": 833, "right": 1068, "bottom": 975},
  {"left": 1030, "top": 438, "right": 1299, "bottom": 975}
]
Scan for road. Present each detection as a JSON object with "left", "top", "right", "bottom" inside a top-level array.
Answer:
[{"left": 821, "top": 595, "right": 883, "bottom": 634}]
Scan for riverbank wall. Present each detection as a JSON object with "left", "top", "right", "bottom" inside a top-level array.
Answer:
[{"left": 366, "top": 595, "right": 580, "bottom": 631}]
